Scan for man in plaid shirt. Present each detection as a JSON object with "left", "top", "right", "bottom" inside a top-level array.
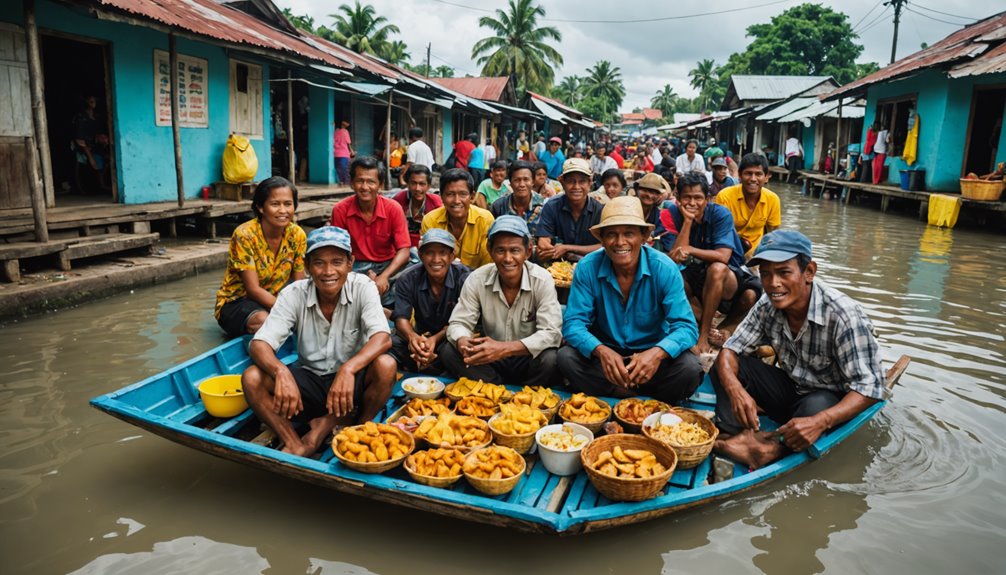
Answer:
[{"left": 712, "top": 230, "right": 887, "bottom": 469}]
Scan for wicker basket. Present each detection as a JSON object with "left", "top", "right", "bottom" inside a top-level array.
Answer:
[
  {"left": 331, "top": 424, "right": 415, "bottom": 474},
  {"left": 613, "top": 398, "right": 672, "bottom": 434},
  {"left": 488, "top": 411, "right": 548, "bottom": 454},
  {"left": 558, "top": 399, "right": 612, "bottom": 434},
  {"left": 580, "top": 434, "right": 677, "bottom": 502},
  {"left": 960, "top": 179, "right": 1005, "bottom": 201},
  {"left": 642, "top": 408, "right": 719, "bottom": 469},
  {"left": 463, "top": 446, "right": 526, "bottom": 496},
  {"left": 403, "top": 449, "right": 465, "bottom": 488}
]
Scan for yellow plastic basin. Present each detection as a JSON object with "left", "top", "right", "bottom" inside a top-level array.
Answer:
[{"left": 198, "top": 375, "right": 248, "bottom": 418}]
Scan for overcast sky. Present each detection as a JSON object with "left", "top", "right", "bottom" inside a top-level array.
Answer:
[{"left": 275, "top": 0, "right": 993, "bottom": 112}]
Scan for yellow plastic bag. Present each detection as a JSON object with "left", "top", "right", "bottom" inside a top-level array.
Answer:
[
  {"left": 927, "top": 193, "right": 960, "bottom": 228},
  {"left": 222, "top": 133, "right": 258, "bottom": 183}
]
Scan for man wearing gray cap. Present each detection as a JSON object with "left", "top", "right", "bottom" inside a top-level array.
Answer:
[
  {"left": 713, "top": 230, "right": 887, "bottom": 469},
  {"left": 242, "top": 226, "right": 396, "bottom": 457},
  {"left": 709, "top": 156, "right": 738, "bottom": 197},
  {"left": 389, "top": 229, "right": 470, "bottom": 373},
  {"left": 443, "top": 216, "right": 563, "bottom": 386}
]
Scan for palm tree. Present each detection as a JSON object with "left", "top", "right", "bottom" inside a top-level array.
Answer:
[
  {"left": 689, "top": 59, "right": 718, "bottom": 113},
  {"left": 433, "top": 65, "right": 455, "bottom": 78},
  {"left": 650, "top": 84, "right": 678, "bottom": 118},
  {"left": 471, "top": 0, "right": 563, "bottom": 93},
  {"left": 281, "top": 8, "right": 315, "bottom": 33},
  {"left": 552, "top": 75, "right": 582, "bottom": 107},
  {"left": 328, "top": 1, "right": 400, "bottom": 57},
  {"left": 582, "top": 60, "right": 625, "bottom": 122},
  {"left": 381, "top": 40, "right": 410, "bottom": 66}
]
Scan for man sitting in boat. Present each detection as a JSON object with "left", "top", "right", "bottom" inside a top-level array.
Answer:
[
  {"left": 712, "top": 230, "right": 887, "bottom": 469},
  {"left": 558, "top": 197, "right": 703, "bottom": 404},
  {"left": 441, "top": 216, "right": 563, "bottom": 387},
  {"left": 389, "top": 229, "right": 470, "bottom": 373},
  {"left": 242, "top": 226, "right": 397, "bottom": 457},
  {"left": 661, "top": 172, "right": 762, "bottom": 355},
  {"left": 535, "top": 158, "right": 603, "bottom": 264}
]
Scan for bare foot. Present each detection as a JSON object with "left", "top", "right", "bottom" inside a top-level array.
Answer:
[
  {"left": 694, "top": 339, "right": 716, "bottom": 356},
  {"left": 713, "top": 429, "right": 785, "bottom": 469},
  {"left": 708, "top": 328, "right": 731, "bottom": 347},
  {"left": 299, "top": 415, "right": 350, "bottom": 455}
]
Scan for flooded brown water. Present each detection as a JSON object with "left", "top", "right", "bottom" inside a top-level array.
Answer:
[{"left": 1, "top": 185, "right": 1004, "bottom": 574}]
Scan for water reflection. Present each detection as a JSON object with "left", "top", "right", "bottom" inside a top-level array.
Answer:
[{"left": 907, "top": 227, "right": 953, "bottom": 315}]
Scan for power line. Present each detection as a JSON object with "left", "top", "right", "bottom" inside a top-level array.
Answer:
[
  {"left": 851, "top": 1, "right": 883, "bottom": 32},
  {"left": 905, "top": 6, "right": 968, "bottom": 26},
  {"left": 855, "top": 5, "right": 891, "bottom": 34},
  {"left": 912, "top": 3, "right": 978, "bottom": 21},
  {"left": 428, "top": 0, "right": 796, "bottom": 24}
]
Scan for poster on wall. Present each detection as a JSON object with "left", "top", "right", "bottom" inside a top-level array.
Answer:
[{"left": 154, "top": 49, "right": 208, "bottom": 128}]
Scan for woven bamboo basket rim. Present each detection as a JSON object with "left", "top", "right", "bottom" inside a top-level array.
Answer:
[
  {"left": 959, "top": 178, "right": 1005, "bottom": 201},
  {"left": 384, "top": 401, "right": 454, "bottom": 425},
  {"left": 642, "top": 408, "right": 719, "bottom": 469},
  {"left": 331, "top": 424, "right": 415, "bottom": 474},
  {"left": 612, "top": 398, "right": 672, "bottom": 433},
  {"left": 415, "top": 415, "right": 493, "bottom": 453},
  {"left": 454, "top": 396, "right": 502, "bottom": 420},
  {"left": 558, "top": 398, "right": 612, "bottom": 434},
  {"left": 444, "top": 381, "right": 514, "bottom": 404},
  {"left": 488, "top": 411, "right": 548, "bottom": 454},
  {"left": 463, "top": 445, "right": 526, "bottom": 496},
  {"left": 403, "top": 449, "right": 465, "bottom": 488},
  {"left": 580, "top": 434, "right": 677, "bottom": 502}
]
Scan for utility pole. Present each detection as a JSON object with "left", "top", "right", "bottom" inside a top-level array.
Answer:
[
  {"left": 426, "top": 43, "right": 431, "bottom": 76},
  {"left": 884, "top": 0, "right": 907, "bottom": 64}
]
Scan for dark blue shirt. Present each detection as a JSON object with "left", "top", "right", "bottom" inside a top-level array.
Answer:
[
  {"left": 659, "top": 203, "right": 746, "bottom": 269},
  {"left": 537, "top": 194, "right": 603, "bottom": 246},
  {"left": 391, "top": 261, "right": 470, "bottom": 335}
]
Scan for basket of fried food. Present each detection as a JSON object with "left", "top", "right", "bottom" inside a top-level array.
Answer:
[
  {"left": 404, "top": 447, "right": 467, "bottom": 488},
  {"left": 332, "top": 421, "right": 415, "bottom": 474},
  {"left": 444, "top": 377, "right": 512, "bottom": 404},
  {"left": 558, "top": 393, "right": 612, "bottom": 434},
  {"left": 510, "top": 385, "right": 561, "bottom": 421},
  {"left": 613, "top": 397, "right": 672, "bottom": 433},
  {"left": 487, "top": 403, "right": 549, "bottom": 454},
  {"left": 385, "top": 397, "right": 453, "bottom": 433},
  {"left": 463, "top": 445, "right": 527, "bottom": 496},
  {"left": 581, "top": 434, "right": 677, "bottom": 501},
  {"left": 547, "top": 260, "right": 575, "bottom": 288},
  {"left": 454, "top": 395, "right": 501, "bottom": 419},
  {"left": 642, "top": 408, "right": 719, "bottom": 469},
  {"left": 414, "top": 412, "right": 492, "bottom": 452}
]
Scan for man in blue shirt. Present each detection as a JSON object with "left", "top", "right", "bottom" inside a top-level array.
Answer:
[
  {"left": 536, "top": 158, "right": 603, "bottom": 263},
  {"left": 540, "top": 136, "right": 566, "bottom": 180},
  {"left": 662, "top": 172, "right": 761, "bottom": 355},
  {"left": 389, "top": 229, "right": 470, "bottom": 373},
  {"left": 558, "top": 196, "right": 703, "bottom": 404}
]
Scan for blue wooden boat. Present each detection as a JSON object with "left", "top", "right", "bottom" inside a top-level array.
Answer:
[{"left": 89, "top": 337, "right": 909, "bottom": 535}]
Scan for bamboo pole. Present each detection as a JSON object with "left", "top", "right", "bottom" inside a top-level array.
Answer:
[
  {"left": 385, "top": 89, "right": 392, "bottom": 188},
  {"left": 835, "top": 100, "right": 843, "bottom": 176},
  {"left": 287, "top": 71, "right": 295, "bottom": 184},
  {"left": 22, "top": 0, "right": 49, "bottom": 241},
  {"left": 169, "top": 33, "right": 185, "bottom": 206}
]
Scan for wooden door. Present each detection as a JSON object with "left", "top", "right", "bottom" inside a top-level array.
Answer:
[{"left": 0, "top": 23, "right": 34, "bottom": 210}]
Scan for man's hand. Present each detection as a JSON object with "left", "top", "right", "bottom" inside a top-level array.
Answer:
[
  {"left": 727, "top": 385, "right": 761, "bottom": 431},
  {"left": 368, "top": 270, "right": 390, "bottom": 295},
  {"left": 327, "top": 367, "right": 357, "bottom": 417},
  {"left": 594, "top": 345, "right": 631, "bottom": 388},
  {"left": 272, "top": 367, "right": 303, "bottom": 419},
  {"left": 408, "top": 333, "right": 437, "bottom": 368},
  {"left": 669, "top": 246, "right": 690, "bottom": 264},
  {"left": 460, "top": 337, "right": 512, "bottom": 366},
  {"left": 625, "top": 347, "right": 668, "bottom": 386},
  {"left": 776, "top": 413, "right": 830, "bottom": 451}
]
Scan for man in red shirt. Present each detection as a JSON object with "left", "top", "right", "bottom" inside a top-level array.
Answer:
[
  {"left": 391, "top": 164, "right": 443, "bottom": 249},
  {"left": 609, "top": 144, "right": 625, "bottom": 170},
  {"left": 330, "top": 156, "right": 411, "bottom": 311},
  {"left": 453, "top": 134, "right": 476, "bottom": 170}
]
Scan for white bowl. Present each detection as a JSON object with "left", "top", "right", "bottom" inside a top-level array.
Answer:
[
  {"left": 641, "top": 411, "right": 683, "bottom": 432},
  {"left": 401, "top": 377, "right": 445, "bottom": 400},
  {"left": 534, "top": 422, "right": 594, "bottom": 476}
]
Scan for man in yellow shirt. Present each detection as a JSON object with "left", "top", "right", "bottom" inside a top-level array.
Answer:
[
  {"left": 715, "top": 153, "right": 781, "bottom": 260},
  {"left": 421, "top": 168, "right": 495, "bottom": 269}
]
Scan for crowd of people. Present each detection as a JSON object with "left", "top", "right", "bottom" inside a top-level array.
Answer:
[{"left": 213, "top": 135, "right": 887, "bottom": 471}]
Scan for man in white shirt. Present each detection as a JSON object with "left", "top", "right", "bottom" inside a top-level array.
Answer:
[
  {"left": 676, "top": 139, "right": 705, "bottom": 175},
  {"left": 872, "top": 124, "right": 891, "bottom": 185},
  {"left": 784, "top": 133, "right": 804, "bottom": 183},
  {"left": 589, "top": 144, "right": 618, "bottom": 188},
  {"left": 399, "top": 126, "right": 435, "bottom": 186}
]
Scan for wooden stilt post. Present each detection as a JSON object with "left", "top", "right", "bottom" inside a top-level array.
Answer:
[
  {"left": 23, "top": 0, "right": 50, "bottom": 242},
  {"left": 169, "top": 33, "right": 185, "bottom": 207},
  {"left": 385, "top": 89, "right": 393, "bottom": 189},
  {"left": 287, "top": 71, "right": 295, "bottom": 184},
  {"left": 835, "top": 100, "right": 843, "bottom": 176}
]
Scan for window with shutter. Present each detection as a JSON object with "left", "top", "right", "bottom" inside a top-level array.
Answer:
[{"left": 229, "top": 59, "right": 263, "bottom": 139}]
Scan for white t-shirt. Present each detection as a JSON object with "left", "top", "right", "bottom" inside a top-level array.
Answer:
[
  {"left": 407, "top": 139, "right": 435, "bottom": 168},
  {"left": 874, "top": 130, "right": 889, "bottom": 155},
  {"left": 676, "top": 153, "right": 705, "bottom": 174},
  {"left": 590, "top": 155, "right": 618, "bottom": 176},
  {"left": 785, "top": 137, "right": 803, "bottom": 158},
  {"left": 485, "top": 144, "right": 497, "bottom": 167},
  {"left": 650, "top": 147, "right": 663, "bottom": 166}
]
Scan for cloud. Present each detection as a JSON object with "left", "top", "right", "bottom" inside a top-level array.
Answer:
[{"left": 276, "top": 0, "right": 993, "bottom": 111}]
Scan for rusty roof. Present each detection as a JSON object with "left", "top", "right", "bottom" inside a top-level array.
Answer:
[
  {"left": 826, "top": 11, "right": 1006, "bottom": 100},
  {"left": 641, "top": 108, "right": 663, "bottom": 120},
  {"left": 429, "top": 77, "right": 510, "bottom": 101},
  {"left": 621, "top": 113, "right": 645, "bottom": 121}
]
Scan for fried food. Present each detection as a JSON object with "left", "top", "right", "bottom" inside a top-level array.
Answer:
[
  {"left": 401, "top": 397, "right": 452, "bottom": 418},
  {"left": 490, "top": 403, "right": 546, "bottom": 435},
  {"left": 406, "top": 447, "right": 466, "bottom": 478},
  {"left": 592, "top": 445, "right": 667, "bottom": 478},
  {"left": 614, "top": 398, "right": 671, "bottom": 425},
  {"left": 648, "top": 421, "right": 711, "bottom": 446},
  {"left": 462, "top": 446, "right": 525, "bottom": 479},
  {"left": 414, "top": 412, "right": 491, "bottom": 448},
  {"left": 560, "top": 393, "right": 611, "bottom": 423},
  {"left": 445, "top": 378, "right": 511, "bottom": 403},
  {"left": 547, "top": 261, "right": 574, "bottom": 284},
  {"left": 511, "top": 386, "right": 560, "bottom": 410},
  {"left": 455, "top": 396, "right": 498, "bottom": 418},
  {"left": 334, "top": 422, "right": 411, "bottom": 463},
  {"left": 537, "top": 425, "right": 591, "bottom": 451}
]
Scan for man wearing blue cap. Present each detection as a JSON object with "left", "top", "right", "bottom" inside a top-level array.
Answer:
[
  {"left": 389, "top": 229, "right": 470, "bottom": 372},
  {"left": 713, "top": 230, "right": 887, "bottom": 469},
  {"left": 242, "top": 226, "right": 396, "bottom": 457},
  {"left": 443, "top": 216, "right": 563, "bottom": 386}
]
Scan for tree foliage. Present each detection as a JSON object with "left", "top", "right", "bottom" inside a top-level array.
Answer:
[
  {"left": 328, "top": 1, "right": 401, "bottom": 58},
  {"left": 650, "top": 84, "right": 678, "bottom": 118},
  {"left": 551, "top": 75, "right": 583, "bottom": 107},
  {"left": 581, "top": 60, "right": 625, "bottom": 121},
  {"left": 383, "top": 40, "right": 410, "bottom": 66},
  {"left": 471, "top": 0, "right": 563, "bottom": 93},
  {"left": 433, "top": 65, "right": 455, "bottom": 78}
]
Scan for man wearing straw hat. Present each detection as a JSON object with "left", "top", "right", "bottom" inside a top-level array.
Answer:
[{"left": 558, "top": 197, "right": 703, "bottom": 404}]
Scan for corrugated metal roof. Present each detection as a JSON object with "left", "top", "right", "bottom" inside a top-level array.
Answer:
[
  {"left": 641, "top": 108, "right": 663, "bottom": 120},
  {"left": 827, "top": 11, "right": 1006, "bottom": 99},
  {"left": 730, "top": 75, "right": 833, "bottom": 102},
  {"left": 429, "top": 77, "right": 510, "bottom": 102},
  {"left": 528, "top": 91, "right": 583, "bottom": 117},
  {"left": 755, "top": 97, "right": 818, "bottom": 121}
]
